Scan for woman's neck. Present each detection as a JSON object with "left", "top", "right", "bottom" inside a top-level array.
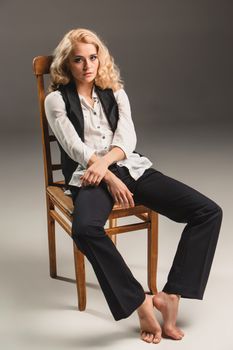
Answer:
[{"left": 76, "top": 81, "right": 95, "bottom": 99}]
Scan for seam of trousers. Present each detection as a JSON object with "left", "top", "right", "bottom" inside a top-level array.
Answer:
[
  {"left": 73, "top": 233, "right": 146, "bottom": 321},
  {"left": 162, "top": 228, "right": 191, "bottom": 298},
  {"left": 162, "top": 219, "right": 205, "bottom": 299},
  {"left": 182, "top": 209, "right": 221, "bottom": 298},
  {"left": 197, "top": 210, "right": 222, "bottom": 297},
  {"left": 163, "top": 209, "right": 222, "bottom": 299},
  {"left": 74, "top": 234, "right": 125, "bottom": 318}
]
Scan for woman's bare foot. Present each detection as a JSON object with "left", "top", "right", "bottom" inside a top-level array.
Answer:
[
  {"left": 137, "top": 293, "right": 162, "bottom": 344},
  {"left": 153, "top": 291, "right": 184, "bottom": 340}
]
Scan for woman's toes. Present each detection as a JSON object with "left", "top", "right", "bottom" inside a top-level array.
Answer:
[
  {"left": 176, "top": 327, "right": 185, "bottom": 336},
  {"left": 141, "top": 331, "right": 148, "bottom": 342},
  {"left": 173, "top": 332, "right": 183, "bottom": 340},
  {"left": 142, "top": 330, "right": 162, "bottom": 344},
  {"left": 163, "top": 327, "right": 183, "bottom": 340},
  {"left": 140, "top": 331, "right": 146, "bottom": 340},
  {"left": 152, "top": 334, "right": 161, "bottom": 344},
  {"left": 146, "top": 334, "right": 154, "bottom": 343},
  {"left": 141, "top": 331, "right": 151, "bottom": 343}
]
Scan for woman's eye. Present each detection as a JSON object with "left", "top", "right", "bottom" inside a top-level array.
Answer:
[
  {"left": 74, "top": 56, "right": 97, "bottom": 63},
  {"left": 74, "top": 58, "right": 82, "bottom": 63}
]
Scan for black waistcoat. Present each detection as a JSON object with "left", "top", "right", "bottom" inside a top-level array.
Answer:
[{"left": 56, "top": 80, "right": 143, "bottom": 189}]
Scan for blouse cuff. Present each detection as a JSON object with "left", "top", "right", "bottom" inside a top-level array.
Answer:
[{"left": 83, "top": 147, "right": 96, "bottom": 168}]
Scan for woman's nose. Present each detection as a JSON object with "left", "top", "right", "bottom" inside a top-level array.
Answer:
[{"left": 84, "top": 59, "right": 92, "bottom": 69}]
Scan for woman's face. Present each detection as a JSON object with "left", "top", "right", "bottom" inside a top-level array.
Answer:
[{"left": 67, "top": 42, "right": 99, "bottom": 85}]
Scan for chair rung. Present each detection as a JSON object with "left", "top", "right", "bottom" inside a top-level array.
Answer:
[
  {"left": 49, "top": 182, "right": 65, "bottom": 188},
  {"left": 52, "top": 164, "right": 62, "bottom": 170},
  {"left": 135, "top": 213, "right": 149, "bottom": 221},
  {"left": 49, "top": 134, "right": 57, "bottom": 142},
  {"left": 109, "top": 205, "right": 149, "bottom": 219},
  {"left": 50, "top": 209, "right": 71, "bottom": 236},
  {"left": 50, "top": 208, "right": 150, "bottom": 237},
  {"left": 105, "top": 221, "right": 150, "bottom": 235}
]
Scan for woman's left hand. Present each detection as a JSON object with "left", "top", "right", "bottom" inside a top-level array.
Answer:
[{"left": 80, "top": 158, "right": 109, "bottom": 187}]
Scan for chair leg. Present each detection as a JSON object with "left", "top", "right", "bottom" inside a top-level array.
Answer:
[
  {"left": 73, "top": 243, "right": 86, "bottom": 311},
  {"left": 109, "top": 218, "right": 117, "bottom": 245},
  {"left": 46, "top": 194, "right": 57, "bottom": 278},
  {"left": 147, "top": 210, "right": 159, "bottom": 295}
]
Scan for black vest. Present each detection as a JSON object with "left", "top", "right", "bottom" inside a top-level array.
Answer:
[{"left": 56, "top": 81, "right": 143, "bottom": 189}]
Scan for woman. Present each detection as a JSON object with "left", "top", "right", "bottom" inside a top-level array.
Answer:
[{"left": 44, "top": 28, "right": 223, "bottom": 344}]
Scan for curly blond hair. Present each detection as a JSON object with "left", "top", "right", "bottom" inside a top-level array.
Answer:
[{"left": 47, "top": 28, "right": 124, "bottom": 93}]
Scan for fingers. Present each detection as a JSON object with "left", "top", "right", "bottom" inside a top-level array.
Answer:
[
  {"left": 123, "top": 192, "right": 135, "bottom": 208},
  {"left": 80, "top": 163, "right": 108, "bottom": 186},
  {"left": 81, "top": 174, "right": 135, "bottom": 209},
  {"left": 115, "top": 191, "right": 135, "bottom": 208},
  {"left": 80, "top": 174, "right": 102, "bottom": 187},
  {"left": 128, "top": 192, "right": 135, "bottom": 207}
]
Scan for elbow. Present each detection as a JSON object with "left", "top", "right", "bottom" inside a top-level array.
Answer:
[
  {"left": 129, "top": 133, "right": 137, "bottom": 155},
  {"left": 123, "top": 132, "right": 137, "bottom": 158},
  {"left": 122, "top": 144, "right": 135, "bottom": 160},
  {"left": 133, "top": 133, "right": 137, "bottom": 150}
]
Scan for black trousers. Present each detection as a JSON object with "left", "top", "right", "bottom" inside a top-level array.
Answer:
[{"left": 70, "top": 164, "right": 223, "bottom": 321}]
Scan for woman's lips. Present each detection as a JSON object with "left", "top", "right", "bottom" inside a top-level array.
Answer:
[{"left": 84, "top": 72, "right": 93, "bottom": 76}]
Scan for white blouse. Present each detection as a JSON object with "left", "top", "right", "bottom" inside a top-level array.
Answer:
[{"left": 44, "top": 86, "right": 153, "bottom": 190}]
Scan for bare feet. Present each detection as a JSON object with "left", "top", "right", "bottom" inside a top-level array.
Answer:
[
  {"left": 153, "top": 291, "right": 184, "bottom": 340},
  {"left": 137, "top": 293, "right": 162, "bottom": 344}
]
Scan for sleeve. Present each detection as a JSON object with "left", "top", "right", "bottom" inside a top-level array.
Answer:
[
  {"left": 109, "top": 88, "right": 137, "bottom": 159},
  {"left": 44, "top": 91, "right": 96, "bottom": 168}
]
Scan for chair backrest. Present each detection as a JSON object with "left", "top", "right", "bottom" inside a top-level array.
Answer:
[{"left": 32, "top": 56, "right": 64, "bottom": 189}]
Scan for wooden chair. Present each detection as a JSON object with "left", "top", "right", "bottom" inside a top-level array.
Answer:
[{"left": 32, "top": 55, "right": 159, "bottom": 311}]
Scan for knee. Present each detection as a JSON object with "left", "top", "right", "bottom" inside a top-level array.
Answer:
[
  {"left": 216, "top": 204, "right": 223, "bottom": 217},
  {"left": 72, "top": 220, "right": 88, "bottom": 239},
  {"left": 205, "top": 200, "right": 223, "bottom": 219},
  {"left": 72, "top": 221, "right": 103, "bottom": 240}
]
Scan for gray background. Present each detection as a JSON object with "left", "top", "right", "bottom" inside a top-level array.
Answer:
[
  {"left": 1, "top": 1, "right": 232, "bottom": 349},
  {"left": 0, "top": 0, "right": 232, "bottom": 132}
]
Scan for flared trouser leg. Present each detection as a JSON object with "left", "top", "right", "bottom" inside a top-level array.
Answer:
[
  {"left": 70, "top": 178, "right": 145, "bottom": 321},
  {"left": 132, "top": 167, "right": 223, "bottom": 299}
]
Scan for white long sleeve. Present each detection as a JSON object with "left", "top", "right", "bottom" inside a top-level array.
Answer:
[
  {"left": 44, "top": 91, "right": 96, "bottom": 168},
  {"left": 110, "top": 89, "right": 137, "bottom": 158}
]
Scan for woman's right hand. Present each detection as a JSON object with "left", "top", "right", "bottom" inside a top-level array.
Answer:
[{"left": 105, "top": 173, "right": 135, "bottom": 208}]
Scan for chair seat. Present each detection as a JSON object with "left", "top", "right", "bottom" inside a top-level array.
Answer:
[
  {"left": 47, "top": 186, "right": 74, "bottom": 216},
  {"left": 46, "top": 185, "right": 150, "bottom": 219}
]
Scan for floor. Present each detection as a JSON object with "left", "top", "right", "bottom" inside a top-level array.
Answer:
[{"left": 1, "top": 121, "right": 232, "bottom": 350}]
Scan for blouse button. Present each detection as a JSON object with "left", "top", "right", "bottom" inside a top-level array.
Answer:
[{"left": 102, "top": 136, "right": 105, "bottom": 139}]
